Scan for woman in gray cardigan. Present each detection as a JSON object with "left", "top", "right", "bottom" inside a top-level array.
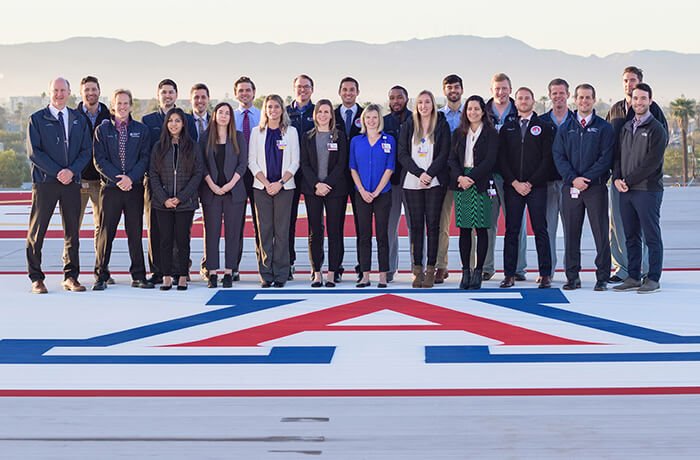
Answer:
[
  {"left": 200, "top": 102, "right": 248, "bottom": 288},
  {"left": 149, "top": 108, "right": 203, "bottom": 291}
]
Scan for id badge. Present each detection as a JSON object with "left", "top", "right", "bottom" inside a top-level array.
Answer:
[
  {"left": 381, "top": 143, "right": 391, "bottom": 153},
  {"left": 417, "top": 145, "right": 428, "bottom": 157},
  {"left": 276, "top": 140, "right": 287, "bottom": 150},
  {"left": 570, "top": 187, "right": 580, "bottom": 199},
  {"left": 327, "top": 142, "right": 338, "bottom": 151}
]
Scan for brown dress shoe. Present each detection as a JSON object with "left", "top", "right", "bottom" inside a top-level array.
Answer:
[
  {"left": 31, "top": 280, "right": 48, "bottom": 294},
  {"left": 62, "top": 277, "right": 86, "bottom": 292},
  {"left": 538, "top": 275, "right": 552, "bottom": 289},
  {"left": 435, "top": 268, "right": 448, "bottom": 284}
]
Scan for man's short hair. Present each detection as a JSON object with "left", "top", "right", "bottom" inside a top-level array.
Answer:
[
  {"left": 111, "top": 88, "right": 133, "bottom": 107},
  {"left": 158, "top": 78, "right": 178, "bottom": 92},
  {"left": 492, "top": 73, "right": 512, "bottom": 87},
  {"left": 574, "top": 83, "right": 596, "bottom": 100},
  {"left": 633, "top": 83, "right": 653, "bottom": 99},
  {"left": 80, "top": 76, "right": 100, "bottom": 89},
  {"left": 190, "top": 83, "right": 209, "bottom": 97},
  {"left": 623, "top": 66, "right": 644, "bottom": 81},
  {"left": 293, "top": 74, "right": 314, "bottom": 89},
  {"left": 234, "top": 76, "right": 256, "bottom": 92},
  {"left": 442, "top": 74, "right": 463, "bottom": 88},
  {"left": 548, "top": 78, "right": 569, "bottom": 92},
  {"left": 515, "top": 87, "right": 534, "bottom": 99},
  {"left": 389, "top": 85, "right": 408, "bottom": 98},
  {"left": 339, "top": 76, "right": 359, "bottom": 92}
]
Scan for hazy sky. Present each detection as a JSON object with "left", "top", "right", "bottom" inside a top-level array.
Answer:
[{"left": 4, "top": 0, "right": 698, "bottom": 57}]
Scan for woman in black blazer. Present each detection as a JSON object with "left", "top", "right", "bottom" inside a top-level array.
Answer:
[
  {"left": 300, "top": 99, "right": 349, "bottom": 287},
  {"left": 200, "top": 102, "right": 249, "bottom": 288},
  {"left": 448, "top": 95, "right": 498, "bottom": 290},
  {"left": 398, "top": 90, "right": 450, "bottom": 288},
  {"left": 149, "top": 108, "right": 203, "bottom": 291}
]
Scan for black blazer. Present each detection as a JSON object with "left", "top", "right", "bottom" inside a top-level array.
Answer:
[
  {"left": 300, "top": 128, "right": 349, "bottom": 198},
  {"left": 199, "top": 132, "right": 249, "bottom": 203},
  {"left": 335, "top": 104, "right": 363, "bottom": 140},
  {"left": 148, "top": 142, "right": 203, "bottom": 212},
  {"left": 498, "top": 113, "right": 555, "bottom": 187},
  {"left": 397, "top": 116, "right": 450, "bottom": 188},
  {"left": 448, "top": 125, "right": 499, "bottom": 192}
]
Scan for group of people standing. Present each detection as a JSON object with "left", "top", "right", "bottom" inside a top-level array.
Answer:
[{"left": 25, "top": 66, "right": 667, "bottom": 294}]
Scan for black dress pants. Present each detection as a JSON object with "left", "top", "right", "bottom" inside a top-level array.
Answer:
[
  {"left": 94, "top": 184, "right": 146, "bottom": 281},
  {"left": 355, "top": 190, "right": 391, "bottom": 273},
  {"left": 155, "top": 209, "right": 194, "bottom": 278},
  {"left": 503, "top": 185, "right": 551, "bottom": 277},
  {"left": 304, "top": 193, "right": 346, "bottom": 272}
]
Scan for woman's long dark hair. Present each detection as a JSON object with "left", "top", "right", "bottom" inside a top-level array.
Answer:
[
  {"left": 458, "top": 95, "right": 494, "bottom": 137},
  {"left": 206, "top": 102, "right": 240, "bottom": 155},
  {"left": 154, "top": 107, "right": 195, "bottom": 175}
]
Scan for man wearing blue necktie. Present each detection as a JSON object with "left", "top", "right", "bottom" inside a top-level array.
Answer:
[{"left": 26, "top": 77, "right": 92, "bottom": 293}]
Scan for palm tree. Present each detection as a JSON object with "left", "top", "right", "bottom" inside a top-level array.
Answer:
[{"left": 670, "top": 96, "right": 697, "bottom": 185}]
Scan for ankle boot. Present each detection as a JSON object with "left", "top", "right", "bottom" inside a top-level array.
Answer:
[
  {"left": 459, "top": 269, "right": 471, "bottom": 289},
  {"left": 470, "top": 269, "right": 483, "bottom": 290},
  {"left": 423, "top": 266, "right": 436, "bottom": 288},
  {"left": 412, "top": 265, "right": 424, "bottom": 288}
]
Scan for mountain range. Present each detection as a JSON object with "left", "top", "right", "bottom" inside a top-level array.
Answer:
[{"left": 1, "top": 36, "right": 698, "bottom": 104}]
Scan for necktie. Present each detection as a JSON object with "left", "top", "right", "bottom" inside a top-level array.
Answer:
[
  {"left": 243, "top": 110, "right": 251, "bottom": 144},
  {"left": 117, "top": 122, "right": 127, "bottom": 172},
  {"left": 57, "top": 111, "right": 68, "bottom": 154},
  {"left": 520, "top": 118, "right": 528, "bottom": 140},
  {"left": 345, "top": 109, "right": 353, "bottom": 137},
  {"left": 197, "top": 117, "right": 204, "bottom": 141},
  {"left": 581, "top": 118, "right": 587, "bottom": 128}
]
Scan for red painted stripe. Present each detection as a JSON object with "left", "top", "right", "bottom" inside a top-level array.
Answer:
[{"left": 1, "top": 387, "right": 699, "bottom": 397}]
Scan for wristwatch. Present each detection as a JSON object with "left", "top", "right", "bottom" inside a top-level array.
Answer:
[{"left": 279, "top": 179, "right": 286, "bottom": 185}]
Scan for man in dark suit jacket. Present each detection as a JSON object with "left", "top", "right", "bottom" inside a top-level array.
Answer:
[
  {"left": 26, "top": 77, "right": 92, "bottom": 293},
  {"left": 334, "top": 77, "right": 363, "bottom": 283},
  {"left": 141, "top": 79, "right": 196, "bottom": 284}
]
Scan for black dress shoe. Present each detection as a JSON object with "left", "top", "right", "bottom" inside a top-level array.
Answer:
[
  {"left": 377, "top": 282, "right": 387, "bottom": 288},
  {"left": 92, "top": 280, "right": 107, "bottom": 291},
  {"left": 148, "top": 275, "right": 163, "bottom": 285},
  {"left": 499, "top": 276, "right": 515, "bottom": 288},
  {"left": 563, "top": 279, "right": 582, "bottom": 290},
  {"left": 160, "top": 284, "right": 172, "bottom": 291},
  {"left": 356, "top": 273, "right": 363, "bottom": 283},
  {"left": 311, "top": 281, "right": 323, "bottom": 288},
  {"left": 132, "top": 279, "right": 154, "bottom": 289},
  {"left": 538, "top": 275, "right": 552, "bottom": 289},
  {"left": 261, "top": 281, "right": 272, "bottom": 288},
  {"left": 514, "top": 273, "right": 527, "bottom": 282},
  {"left": 273, "top": 281, "right": 285, "bottom": 288},
  {"left": 325, "top": 280, "right": 336, "bottom": 288},
  {"left": 594, "top": 280, "right": 608, "bottom": 291},
  {"left": 106, "top": 277, "right": 116, "bottom": 285},
  {"left": 177, "top": 283, "right": 188, "bottom": 291},
  {"left": 232, "top": 272, "right": 240, "bottom": 282},
  {"left": 356, "top": 280, "right": 371, "bottom": 288},
  {"left": 608, "top": 275, "right": 624, "bottom": 283},
  {"left": 207, "top": 274, "right": 218, "bottom": 288},
  {"left": 482, "top": 272, "right": 494, "bottom": 281},
  {"left": 222, "top": 274, "right": 233, "bottom": 288}
]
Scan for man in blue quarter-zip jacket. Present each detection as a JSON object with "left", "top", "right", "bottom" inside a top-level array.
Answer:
[
  {"left": 26, "top": 77, "right": 92, "bottom": 294},
  {"left": 92, "top": 89, "right": 153, "bottom": 291},
  {"left": 553, "top": 84, "right": 615, "bottom": 292}
]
